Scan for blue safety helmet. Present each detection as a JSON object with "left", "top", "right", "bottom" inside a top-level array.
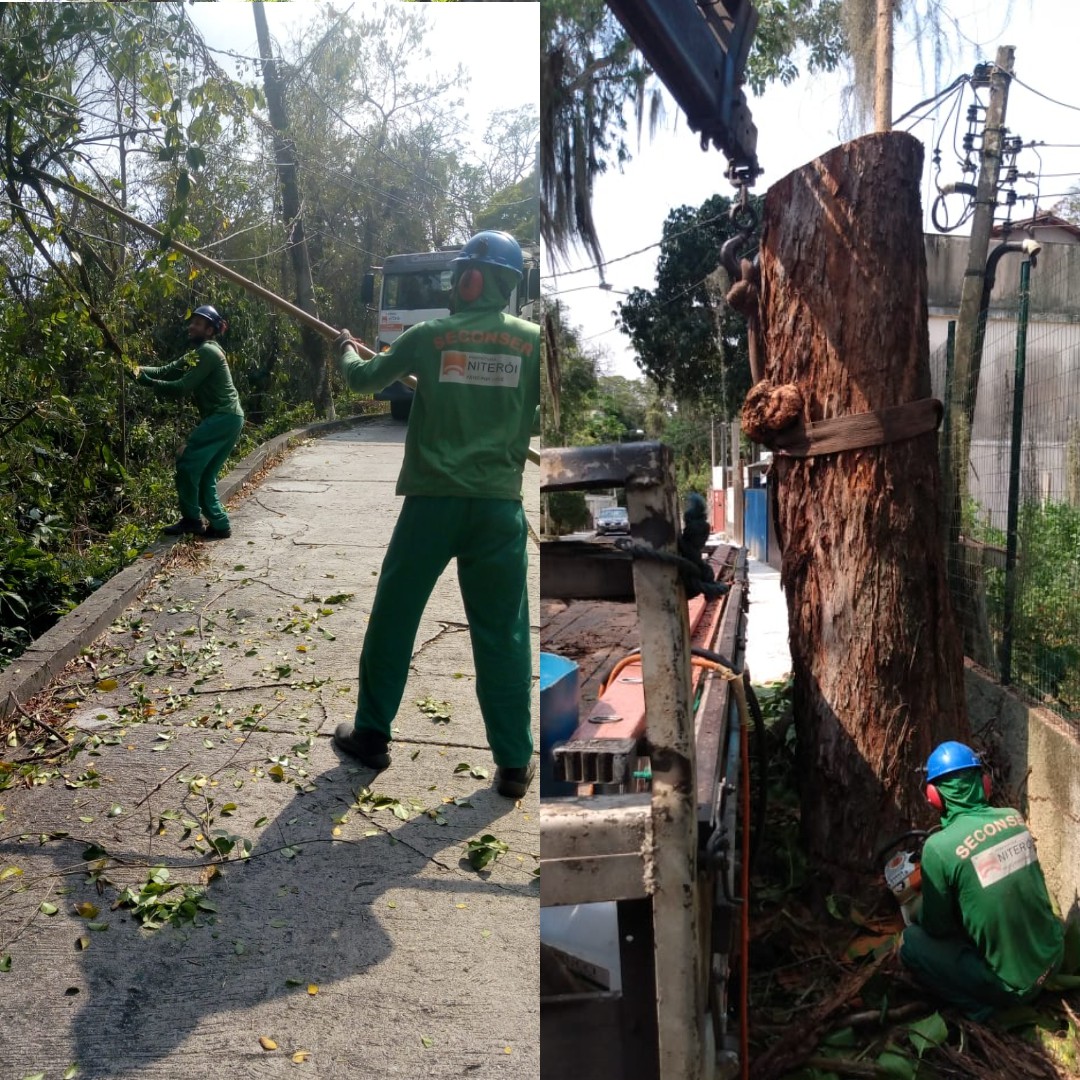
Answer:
[
  {"left": 452, "top": 231, "right": 523, "bottom": 279},
  {"left": 925, "top": 740, "right": 981, "bottom": 783},
  {"left": 189, "top": 304, "right": 225, "bottom": 333}
]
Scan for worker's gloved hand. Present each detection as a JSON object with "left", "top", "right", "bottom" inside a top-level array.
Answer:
[
  {"left": 335, "top": 329, "right": 354, "bottom": 354},
  {"left": 126, "top": 365, "right": 141, "bottom": 380}
]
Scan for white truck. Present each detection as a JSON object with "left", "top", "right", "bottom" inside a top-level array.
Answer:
[{"left": 360, "top": 243, "right": 541, "bottom": 420}]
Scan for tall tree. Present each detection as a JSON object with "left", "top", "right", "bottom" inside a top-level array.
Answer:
[
  {"left": 253, "top": 2, "right": 332, "bottom": 419},
  {"left": 616, "top": 193, "right": 761, "bottom": 416}
]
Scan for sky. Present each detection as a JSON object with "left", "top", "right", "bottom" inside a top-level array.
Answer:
[
  {"left": 186, "top": 0, "right": 539, "bottom": 141},
  {"left": 547, "top": 0, "right": 1080, "bottom": 379}
]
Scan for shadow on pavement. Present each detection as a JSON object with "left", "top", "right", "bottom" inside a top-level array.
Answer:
[{"left": 0, "top": 760, "right": 534, "bottom": 1077}]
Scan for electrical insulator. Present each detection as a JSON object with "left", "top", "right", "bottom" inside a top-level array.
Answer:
[{"left": 966, "top": 105, "right": 979, "bottom": 123}]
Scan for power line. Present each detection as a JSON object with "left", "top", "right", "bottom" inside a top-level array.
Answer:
[
  {"left": 1011, "top": 75, "right": 1080, "bottom": 114},
  {"left": 553, "top": 211, "right": 730, "bottom": 279},
  {"left": 893, "top": 74, "right": 969, "bottom": 129}
]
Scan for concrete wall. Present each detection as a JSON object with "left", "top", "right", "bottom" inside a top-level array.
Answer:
[{"left": 966, "top": 660, "right": 1080, "bottom": 923}]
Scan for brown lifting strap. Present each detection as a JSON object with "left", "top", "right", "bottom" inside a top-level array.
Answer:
[{"left": 743, "top": 389, "right": 943, "bottom": 458}]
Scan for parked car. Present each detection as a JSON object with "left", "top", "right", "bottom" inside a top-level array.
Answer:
[{"left": 595, "top": 507, "right": 630, "bottom": 535}]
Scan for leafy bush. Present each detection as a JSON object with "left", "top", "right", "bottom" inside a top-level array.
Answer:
[
  {"left": 964, "top": 497, "right": 1080, "bottom": 716},
  {"left": 545, "top": 491, "right": 590, "bottom": 535},
  {"left": 1012, "top": 501, "right": 1080, "bottom": 714}
]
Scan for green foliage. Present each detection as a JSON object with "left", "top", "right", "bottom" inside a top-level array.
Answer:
[
  {"left": 464, "top": 833, "right": 509, "bottom": 872},
  {"left": 115, "top": 866, "right": 217, "bottom": 930},
  {"left": 616, "top": 193, "right": 761, "bottom": 414},
  {"left": 546, "top": 491, "right": 591, "bottom": 535},
  {"left": 746, "top": 0, "right": 846, "bottom": 94},
  {"left": 0, "top": 4, "right": 538, "bottom": 670},
  {"left": 1011, "top": 500, "right": 1080, "bottom": 713},
  {"left": 541, "top": 0, "right": 652, "bottom": 265},
  {"left": 963, "top": 498, "right": 1080, "bottom": 716}
]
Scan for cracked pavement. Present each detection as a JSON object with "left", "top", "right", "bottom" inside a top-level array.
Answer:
[{"left": 0, "top": 417, "right": 540, "bottom": 1079}]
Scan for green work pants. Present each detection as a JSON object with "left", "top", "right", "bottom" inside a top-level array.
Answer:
[
  {"left": 900, "top": 924, "right": 1045, "bottom": 1021},
  {"left": 355, "top": 496, "right": 533, "bottom": 768},
  {"left": 176, "top": 412, "right": 244, "bottom": 530}
]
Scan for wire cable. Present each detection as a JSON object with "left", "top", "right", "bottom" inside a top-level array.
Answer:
[
  {"left": 1011, "top": 74, "right": 1080, "bottom": 113},
  {"left": 553, "top": 211, "right": 731, "bottom": 279},
  {"left": 892, "top": 74, "right": 969, "bottom": 128}
]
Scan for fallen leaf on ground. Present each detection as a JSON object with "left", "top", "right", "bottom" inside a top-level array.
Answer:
[
  {"left": 307, "top": 984, "right": 318, "bottom": 995},
  {"left": 845, "top": 932, "right": 900, "bottom": 960},
  {"left": 291, "top": 1050, "right": 310, "bottom": 1063},
  {"left": 259, "top": 1036, "right": 278, "bottom": 1051}
]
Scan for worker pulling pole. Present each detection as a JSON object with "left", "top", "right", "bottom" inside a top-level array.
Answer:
[{"left": 29, "top": 169, "right": 541, "bottom": 466}]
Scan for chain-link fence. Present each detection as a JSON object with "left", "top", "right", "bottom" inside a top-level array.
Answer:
[{"left": 930, "top": 243, "right": 1080, "bottom": 728}]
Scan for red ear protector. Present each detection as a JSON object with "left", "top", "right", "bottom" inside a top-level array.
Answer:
[
  {"left": 926, "top": 773, "right": 992, "bottom": 811},
  {"left": 457, "top": 268, "right": 484, "bottom": 303}
]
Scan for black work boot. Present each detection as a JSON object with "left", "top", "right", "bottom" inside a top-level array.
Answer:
[
  {"left": 332, "top": 723, "right": 391, "bottom": 770},
  {"left": 204, "top": 525, "right": 232, "bottom": 540},
  {"left": 162, "top": 517, "right": 206, "bottom": 536},
  {"left": 495, "top": 761, "right": 536, "bottom": 799}
]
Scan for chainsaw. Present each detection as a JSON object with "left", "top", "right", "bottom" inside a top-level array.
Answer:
[{"left": 878, "top": 829, "right": 936, "bottom": 926}]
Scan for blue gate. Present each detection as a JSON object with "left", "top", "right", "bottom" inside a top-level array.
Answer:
[{"left": 744, "top": 488, "right": 768, "bottom": 563}]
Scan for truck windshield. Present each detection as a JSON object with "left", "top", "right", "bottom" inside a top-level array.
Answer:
[{"left": 382, "top": 269, "right": 454, "bottom": 311}]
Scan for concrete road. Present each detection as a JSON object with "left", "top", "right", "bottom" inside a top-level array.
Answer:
[{"left": 0, "top": 417, "right": 540, "bottom": 1079}]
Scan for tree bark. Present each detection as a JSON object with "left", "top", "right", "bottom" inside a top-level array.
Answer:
[
  {"left": 874, "top": 0, "right": 893, "bottom": 133},
  {"left": 253, "top": 2, "right": 334, "bottom": 420},
  {"left": 758, "top": 132, "right": 968, "bottom": 873}
]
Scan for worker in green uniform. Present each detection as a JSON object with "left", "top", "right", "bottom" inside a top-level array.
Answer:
[
  {"left": 130, "top": 305, "right": 244, "bottom": 539},
  {"left": 900, "top": 741, "right": 1064, "bottom": 1020},
  {"left": 331, "top": 231, "right": 539, "bottom": 798}
]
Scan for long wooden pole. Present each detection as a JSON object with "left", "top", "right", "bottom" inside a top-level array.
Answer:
[
  {"left": 31, "top": 169, "right": 540, "bottom": 465},
  {"left": 33, "top": 168, "right": 374, "bottom": 355}
]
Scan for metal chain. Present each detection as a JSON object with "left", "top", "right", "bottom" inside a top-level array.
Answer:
[{"left": 614, "top": 539, "right": 730, "bottom": 599}]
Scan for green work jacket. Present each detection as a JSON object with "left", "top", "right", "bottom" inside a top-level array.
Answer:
[
  {"left": 339, "top": 274, "right": 539, "bottom": 501},
  {"left": 918, "top": 770, "right": 1064, "bottom": 996},
  {"left": 138, "top": 341, "right": 243, "bottom": 420}
]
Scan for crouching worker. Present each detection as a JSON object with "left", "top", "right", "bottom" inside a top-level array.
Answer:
[
  {"left": 129, "top": 305, "right": 244, "bottom": 539},
  {"left": 900, "top": 741, "right": 1064, "bottom": 1021},
  {"left": 331, "top": 231, "right": 539, "bottom": 798}
]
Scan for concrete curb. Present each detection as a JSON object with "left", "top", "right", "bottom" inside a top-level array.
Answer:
[{"left": 0, "top": 413, "right": 380, "bottom": 722}]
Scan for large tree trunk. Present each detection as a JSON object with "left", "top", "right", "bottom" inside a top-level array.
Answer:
[
  {"left": 758, "top": 132, "right": 969, "bottom": 873},
  {"left": 253, "top": 2, "right": 334, "bottom": 420}
]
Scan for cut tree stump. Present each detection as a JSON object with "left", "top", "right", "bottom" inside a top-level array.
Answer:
[{"left": 758, "top": 131, "right": 969, "bottom": 870}]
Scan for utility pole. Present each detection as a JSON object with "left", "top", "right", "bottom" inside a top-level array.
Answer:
[
  {"left": 730, "top": 421, "right": 744, "bottom": 546},
  {"left": 943, "top": 46, "right": 1014, "bottom": 668},
  {"left": 947, "top": 46, "right": 1014, "bottom": 504}
]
